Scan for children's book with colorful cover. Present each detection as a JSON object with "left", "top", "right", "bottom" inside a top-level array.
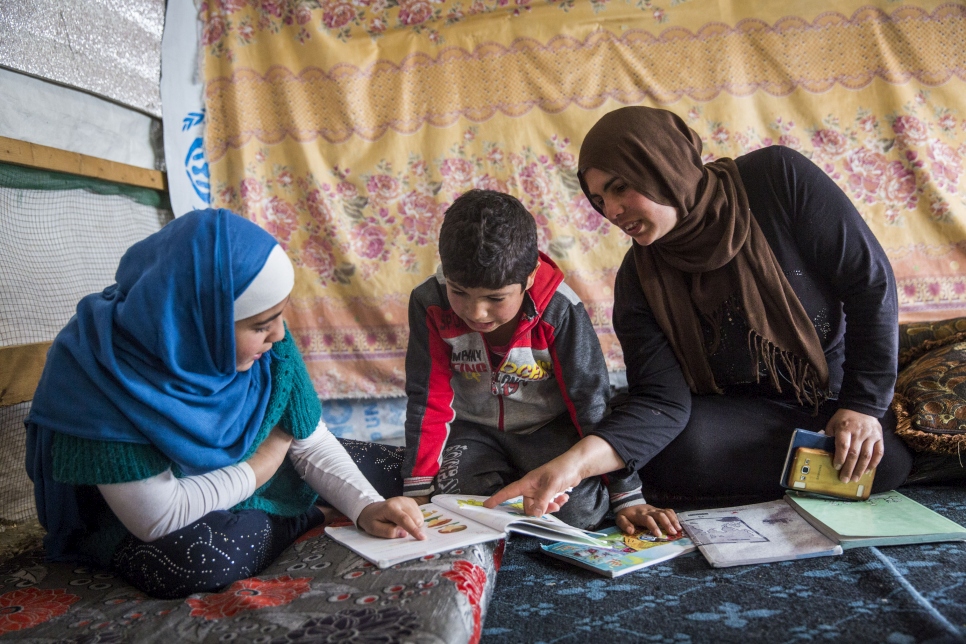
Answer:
[
  {"left": 784, "top": 490, "right": 966, "bottom": 549},
  {"left": 324, "top": 494, "right": 610, "bottom": 569},
  {"left": 678, "top": 499, "right": 843, "bottom": 568},
  {"left": 540, "top": 526, "right": 696, "bottom": 577}
]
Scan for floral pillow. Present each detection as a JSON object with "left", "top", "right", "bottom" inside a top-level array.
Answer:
[
  {"left": 893, "top": 338, "right": 966, "bottom": 455},
  {"left": 897, "top": 316, "right": 966, "bottom": 366}
]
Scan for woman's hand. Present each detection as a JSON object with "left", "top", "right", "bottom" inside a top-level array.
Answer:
[
  {"left": 357, "top": 497, "right": 426, "bottom": 540},
  {"left": 824, "top": 408, "right": 884, "bottom": 482},
  {"left": 246, "top": 427, "right": 294, "bottom": 488},
  {"left": 484, "top": 460, "right": 577, "bottom": 517},
  {"left": 484, "top": 436, "right": 625, "bottom": 517},
  {"left": 615, "top": 504, "right": 681, "bottom": 537}
]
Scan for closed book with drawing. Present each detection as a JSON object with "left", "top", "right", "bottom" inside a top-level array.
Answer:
[
  {"left": 784, "top": 490, "right": 966, "bottom": 549},
  {"left": 325, "top": 494, "right": 609, "bottom": 569},
  {"left": 679, "top": 499, "right": 843, "bottom": 568},
  {"left": 541, "top": 526, "right": 696, "bottom": 577}
]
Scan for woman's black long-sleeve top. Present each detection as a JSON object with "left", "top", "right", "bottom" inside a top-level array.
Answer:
[{"left": 591, "top": 146, "right": 899, "bottom": 472}]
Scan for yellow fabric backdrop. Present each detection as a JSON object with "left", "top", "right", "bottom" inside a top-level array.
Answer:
[{"left": 200, "top": 0, "right": 966, "bottom": 398}]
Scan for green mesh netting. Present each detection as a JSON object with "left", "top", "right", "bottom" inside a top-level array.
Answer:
[
  {"left": 0, "top": 162, "right": 170, "bottom": 209},
  {"left": 0, "top": 161, "right": 172, "bottom": 524}
]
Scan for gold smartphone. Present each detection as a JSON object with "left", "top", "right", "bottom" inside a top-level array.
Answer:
[{"left": 786, "top": 447, "right": 874, "bottom": 500}]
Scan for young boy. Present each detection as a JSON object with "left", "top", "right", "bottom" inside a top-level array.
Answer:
[{"left": 401, "top": 189, "right": 645, "bottom": 530}]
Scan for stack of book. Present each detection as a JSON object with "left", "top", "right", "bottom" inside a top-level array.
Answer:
[{"left": 677, "top": 490, "right": 966, "bottom": 568}]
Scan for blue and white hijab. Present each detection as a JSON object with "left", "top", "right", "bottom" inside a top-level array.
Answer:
[{"left": 27, "top": 208, "right": 289, "bottom": 475}]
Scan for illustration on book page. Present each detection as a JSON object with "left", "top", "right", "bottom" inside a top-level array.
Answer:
[{"left": 682, "top": 516, "right": 770, "bottom": 546}]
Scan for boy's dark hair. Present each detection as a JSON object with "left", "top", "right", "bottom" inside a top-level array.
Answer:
[{"left": 438, "top": 190, "right": 538, "bottom": 290}]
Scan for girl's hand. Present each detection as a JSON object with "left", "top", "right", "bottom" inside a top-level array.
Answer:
[
  {"left": 246, "top": 427, "right": 293, "bottom": 487},
  {"left": 615, "top": 504, "right": 681, "bottom": 538},
  {"left": 357, "top": 497, "right": 426, "bottom": 540},
  {"left": 824, "top": 408, "right": 884, "bottom": 482}
]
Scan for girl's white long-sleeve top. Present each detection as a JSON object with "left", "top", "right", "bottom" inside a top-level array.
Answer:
[{"left": 98, "top": 421, "right": 383, "bottom": 542}]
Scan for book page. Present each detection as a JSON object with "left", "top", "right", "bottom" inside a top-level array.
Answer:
[
  {"left": 432, "top": 494, "right": 607, "bottom": 545},
  {"left": 324, "top": 501, "right": 501, "bottom": 568}
]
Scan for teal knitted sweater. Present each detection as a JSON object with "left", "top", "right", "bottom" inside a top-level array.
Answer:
[{"left": 51, "top": 328, "right": 323, "bottom": 564}]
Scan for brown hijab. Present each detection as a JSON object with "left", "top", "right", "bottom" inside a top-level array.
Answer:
[{"left": 578, "top": 106, "right": 829, "bottom": 407}]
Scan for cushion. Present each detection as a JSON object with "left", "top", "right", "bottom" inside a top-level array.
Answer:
[
  {"left": 893, "top": 339, "right": 966, "bottom": 455},
  {"left": 0, "top": 528, "right": 501, "bottom": 641},
  {"left": 897, "top": 316, "right": 966, "bottom": 368}
]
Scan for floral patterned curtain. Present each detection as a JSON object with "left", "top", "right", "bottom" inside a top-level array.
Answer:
[{"left": 199, "top": 0, "right": 966, "bottom": 399}]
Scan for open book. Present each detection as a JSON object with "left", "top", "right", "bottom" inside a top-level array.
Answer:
[
  {"left": 541, "top": 526, "right": 696, "bottom": 577},
  {"left": 678, "top": 499, "right": 843, "bottom": 568},
  {"left": 785, "top": 490, "right": 966, "bottom": 549},
  {"left": 325, "top": 494, "right": 609, "bottom": 569}
]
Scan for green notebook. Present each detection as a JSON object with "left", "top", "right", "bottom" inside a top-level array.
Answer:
[{"left": 784, "top": 490, "right": 966, "bottom": 549}]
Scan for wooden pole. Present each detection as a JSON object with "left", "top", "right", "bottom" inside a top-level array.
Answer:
[{"left": 0, "top": 135, "right": 167, "bottom": 191}]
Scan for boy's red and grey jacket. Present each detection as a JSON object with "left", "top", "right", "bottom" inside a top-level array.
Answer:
[{"left": 402, "top": 253, "right": 644, "bottom": 511}]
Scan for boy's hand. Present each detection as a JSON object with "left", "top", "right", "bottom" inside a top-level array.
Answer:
[
  {"left": 357, "top": 497, "right": 426, "bottom": 540},
  {"left": 615, "top": 504, "right": 681, "bottom": 538},
  {"left": 410, "top": 495, "right": 431, "bottom": 506}
]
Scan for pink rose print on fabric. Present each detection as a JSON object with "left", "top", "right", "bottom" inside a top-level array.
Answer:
[
  {"left": 711, "top": 126, "right": 729, "bottom": 145},
  {"left": 519, "top": 163, "right": 552, "bottom": 201},
  {"left": 570, "top": 192, "right": 607, "bottom": 233},
  {"left": 294, "top": 3, "right": 314, "bottom": 24},
  {"left": 440, "top": 157, "right": 475, "bottom": 186},
  {"left": 262, "top": 196, "right": 301, "bottom": 246},
  {"left": 881, "top": 163, "right": 919, "bottom": 213},
  {"left": 777, "top": 133, "right": 801, "bottom": 150},
  {"left": 811, "top": 129, "right": 848, "bottom": 158},
  {"left": 240, "top": 177, "right": 265, "bottom": 210},
  {"left": 336, "top": 180, "right": 359, "bottom": 200},
  {"left": 202, "top": 14, "right": 226, "bottom": 46},
  {"left": 217, "top": 0, "right": 248, "bottom": 14},
  {"left": 399, "top": 190, "right": 443, "bottom": 246},
  {"left": 474, "top": 174, "right": 510, "bottom": 194},
  {"left": 845, "top": 146, "right": 918, "bottom": 221},
  {"left": 298, "top": 235, "right": 338, "bottom": 281},
  {"left": 398, "top": 0, "right": 438, "bottom": 26},
  {"left": 351, "top": 222, "right": 389, "bottom": 260},
  {"left": 260, "top": 0, "right": 284, "bottom": 18},
  {"left": 553, "top": 151, "right": 577, "bottom": 171},
  {"left": 893, "top": 115, "right": 929, "bottom": 147},
  {"left": 937, "top": 113, "right": 957, "bottom": 133},
  {"left": 928, "top": 140, "right": 962, "bottom": 192},
  {"left": 845, "top": 147, "right": 888, "bottom": 203},
  {"left": 305, "top": 188, "right": 337, "bottom": 225},
  {"left": 322, "top": 0, "right": 357, "bottom": 29},
  {"left": 366, "top": 174, "right": 402, "bottom": 202},
  {"left": 928, "top": 193, "right": 953, "bottom": 223}
]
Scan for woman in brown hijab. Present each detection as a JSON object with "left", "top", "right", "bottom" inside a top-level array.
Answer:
[{"left": 486, "top": 106, "right": 913, "bottom": 517}]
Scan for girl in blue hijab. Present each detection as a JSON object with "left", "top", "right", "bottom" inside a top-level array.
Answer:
[{"left": 26, "top": 209, "right": 424, "bottom": 599}]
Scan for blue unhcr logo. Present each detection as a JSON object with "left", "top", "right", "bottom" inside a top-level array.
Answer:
[{"left": 182, "top": 111, "right": 210, "bottom": 204}]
